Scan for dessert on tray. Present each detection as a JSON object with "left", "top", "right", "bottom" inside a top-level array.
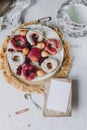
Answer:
[
  {"left": 6, "top": 24, "right": 64, "bottom": 83},
  {"left": 0, "top": 21, "right": 72, "bottom": 93}
]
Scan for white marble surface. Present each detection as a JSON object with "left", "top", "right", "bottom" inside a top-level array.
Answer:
[{"left": 0, "top": 0, "right": 87, "bottom": 130}]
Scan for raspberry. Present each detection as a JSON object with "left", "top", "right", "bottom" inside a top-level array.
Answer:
[
  {"left": 8, "top": 48, "right": 15, "bottom": 52},
  {"left": 16, "top": 66, "right": 22, "bottom": 75},
  {"left": 25, "top": 58, "right": 31, "bottom": 64},
  {"left": 26, "top": 42, "right": 31, "bottom": 49},
  {"left": 26, "top": 70, "right": 31, "bottom": 76},
  {"left": 32, "top": 34, "right": 39, "bottom": 43},
  {"left": 38, "top": 57, "right": 47, "bottom": 66}
]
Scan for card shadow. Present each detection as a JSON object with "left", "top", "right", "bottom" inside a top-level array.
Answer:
[{"left": 72, "top": 79, "right": 79, "bottom": 109}]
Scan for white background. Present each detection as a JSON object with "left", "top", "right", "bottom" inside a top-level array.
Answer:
[{"left": 0, "top": 0, "right": 87, "bottom": 130}]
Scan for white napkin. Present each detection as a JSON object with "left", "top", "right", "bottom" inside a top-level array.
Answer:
[
  {"left": 0, "top": 0, "right": 31, "bottom": 31},
  {"left": 47, "top": 79, "right": 71, "bottom": 112}
]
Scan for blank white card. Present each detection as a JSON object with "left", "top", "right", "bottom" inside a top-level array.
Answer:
[{"left": 47, "top": 79, "right": 71, "bottom": 112}]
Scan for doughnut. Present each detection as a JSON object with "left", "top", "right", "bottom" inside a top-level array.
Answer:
[
  {"left": 26, "top": 30, "right": 43, "bottom": 46},
  {"left": 22, "top": 64, "right": 37, "bottom": 80},
  {"left": 45, "top": 38, "right": 61, "bottom": 55},
  {"left": 10, "top": 35, "right": 28, "bottom": 51},
  {"left": 41, "top": 57, "right": 58, "bottom": 73},
  {"left": 8, "top": 52, "right": 25, "bottom": 66}
]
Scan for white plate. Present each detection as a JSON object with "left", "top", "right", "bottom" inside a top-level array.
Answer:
[{"left": 7, "top": 24, "right": 64, "bottom": 82}]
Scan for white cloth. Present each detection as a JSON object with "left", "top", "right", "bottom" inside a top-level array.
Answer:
[{"left": 0, "top": 0, "right": 31, "bottom": 30}]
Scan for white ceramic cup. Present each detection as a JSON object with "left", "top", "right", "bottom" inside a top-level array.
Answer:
[{"left": 57, "top": 0, "right": 87, "bottom": 37}]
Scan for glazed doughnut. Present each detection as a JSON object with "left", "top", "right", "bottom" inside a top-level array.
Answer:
[
  {"left": 41, "top": 57, "right": 58, "bottom": 73},
  {"left": 8, "top": 52, "right": 25, "bottom": 66},
  {"left": 45, "top": 38, "right": 61, "bottom": 55},
  {"left": 22, "top": 64, "right": 37, "bottom": 80},
  {"left": 10, "top": 35, "right": 27, "bottom": 51},
  {"left": 26, "top": 30, "right": 43, "bottom": 46}
]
